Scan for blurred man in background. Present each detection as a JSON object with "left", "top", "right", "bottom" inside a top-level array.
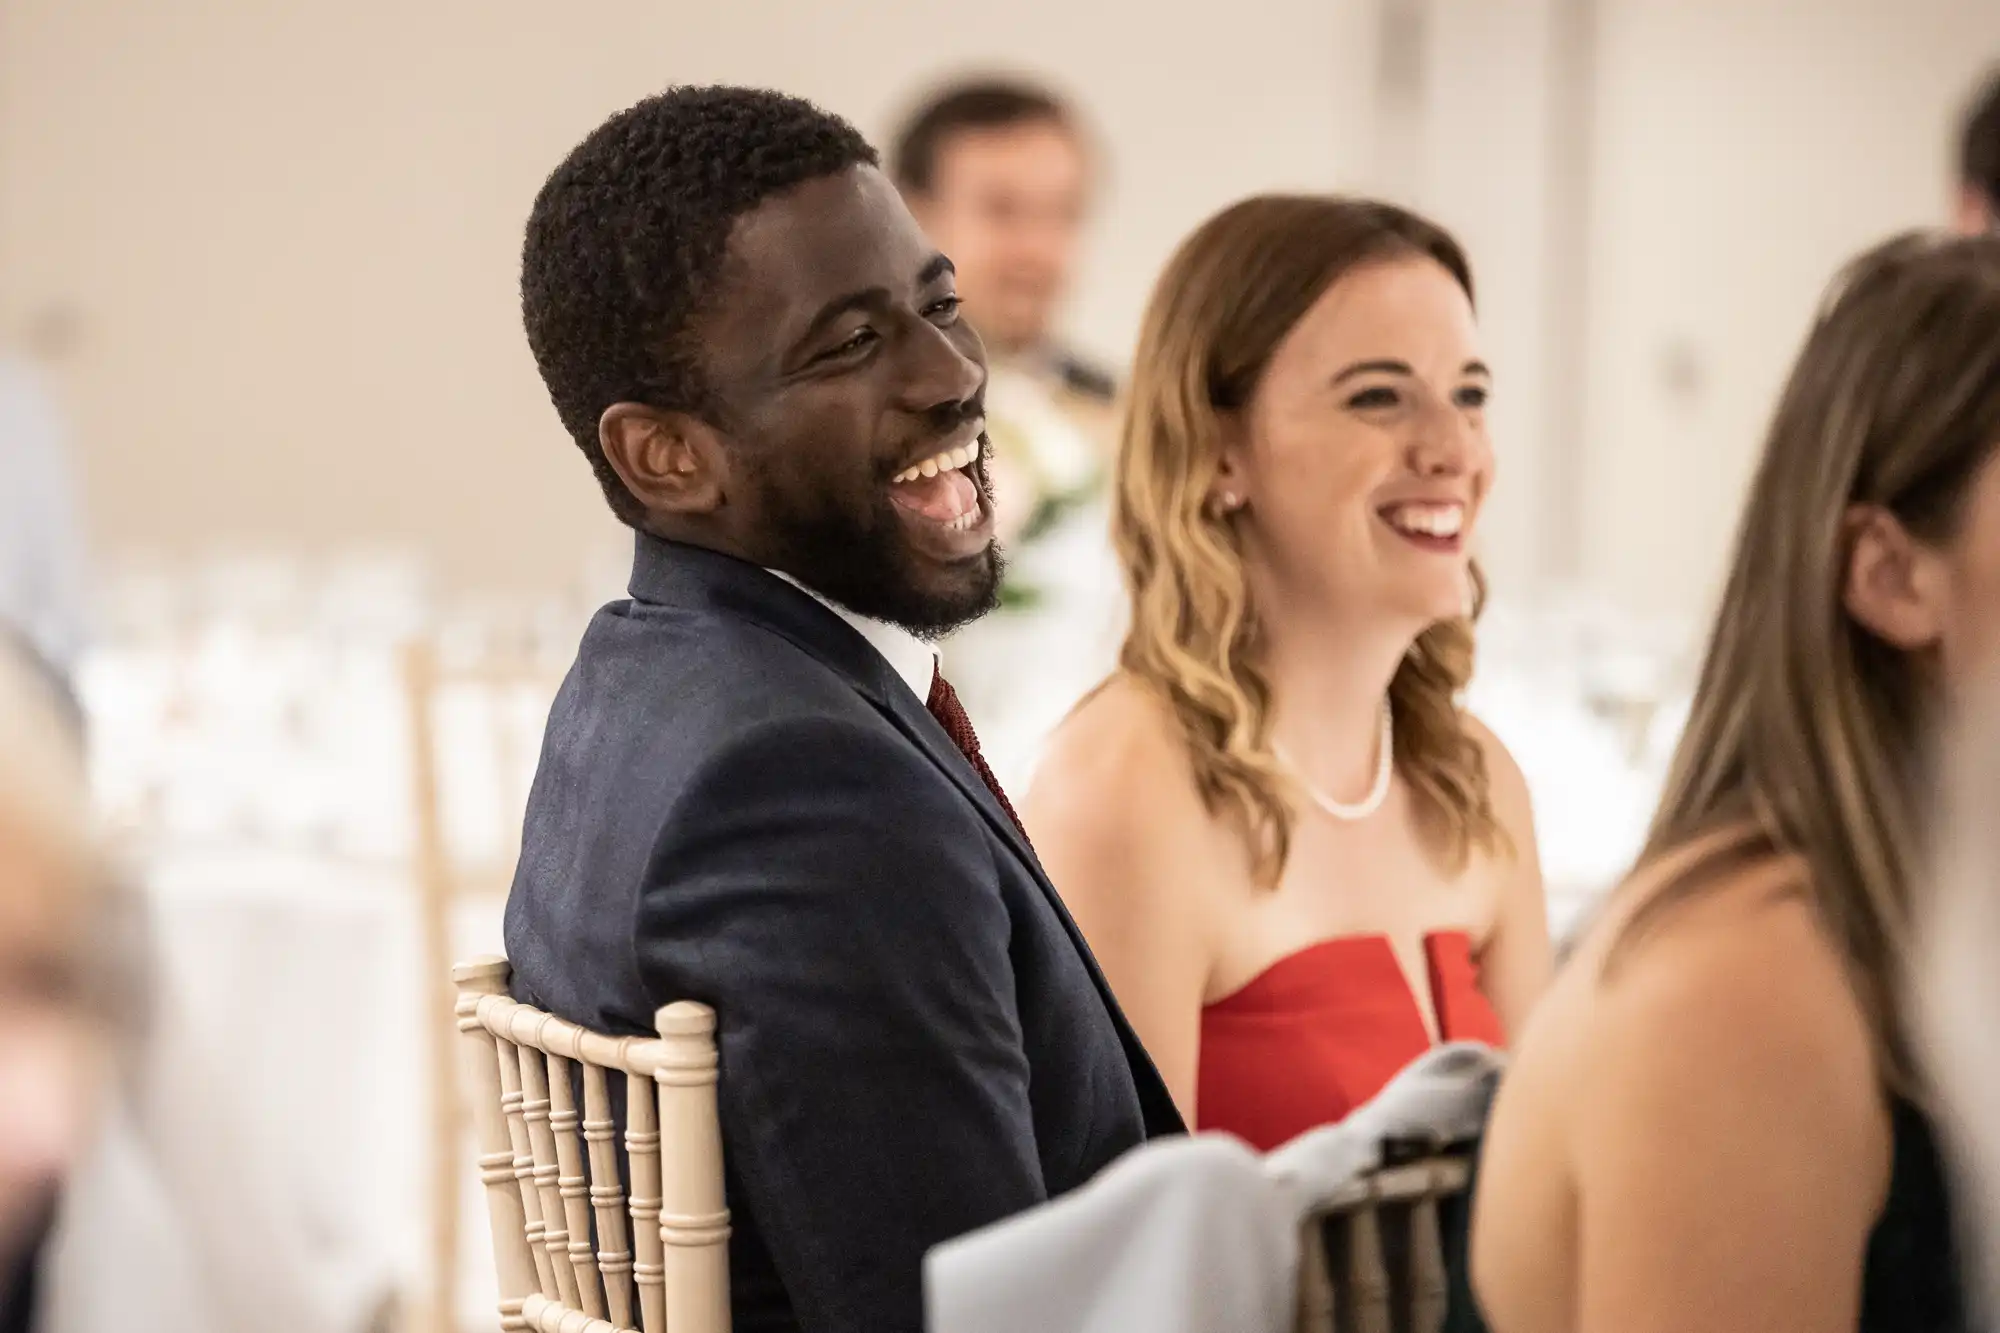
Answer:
[
  {"left": 892, "top": 79, "right": 1112, "bottom": 420},
  {"left": 891, "top": 78, "right": 1114, "bottom": 548},
  {"left": 1955, "top": 65, "right": 2000, "bottom": 235},
  {"left": 890, "top": 77, "right": 1127, "bottom": 793}
]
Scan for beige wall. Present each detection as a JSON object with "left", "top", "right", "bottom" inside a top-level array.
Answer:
[
  {"left": 1395, "top": 0, "right": 1566, "bottom": 598},
  {"left": 0, "top": 0, "right": 1372, "bottom": 595},
  {"left": 1575, "top": 0, "right": 2000, "bottom": 618},
  {"left": 4, "top": 0, "right": 1997, "bottom": 616}
]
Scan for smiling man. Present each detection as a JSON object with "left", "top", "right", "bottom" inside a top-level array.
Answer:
[{"left": 502, "top": 87, "right": 1181, "bottom": 1333}]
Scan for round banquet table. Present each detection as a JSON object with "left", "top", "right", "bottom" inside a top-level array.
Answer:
[{"left": 45, "top": 846, "right": 507, "bottom": 1333}]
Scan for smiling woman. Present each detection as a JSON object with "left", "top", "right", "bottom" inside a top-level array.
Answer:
[
  {"left": 1472, "top": 231, "right": 2000, "bottom": 1333},
  {"left": 1024, "top": 195, "right": 1550, "bottom": 1145}
]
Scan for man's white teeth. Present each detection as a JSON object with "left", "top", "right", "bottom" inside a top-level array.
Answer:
[
  {"left": 892, "top": 442, "right": 980, "bottom": 485},
  {"left": 1384, "top": 503, "right": 1465, "bottom": 537},
  {"left": 943, "top": 511, "right": 980, "bottom": 532}
]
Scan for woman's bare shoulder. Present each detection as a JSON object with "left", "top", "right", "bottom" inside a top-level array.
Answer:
[
  {"left": 1026, "top": 675, "right": 1227, "bottom": 930},
  {"left": 1026, "top": 675, "right": 1232, "bottom": 889},
  {"left": 1568, "top": 854, "right": 1890, "bottom": 1178},
  {"left": 1483, "top": 855, "right": 1897, "bottom": 1333},
  {"left": 1032, "top": 675, "right": 1207, "bottom": 823},
  {"left": 1593, "top": 857, "right": 1869, "bottom": 1043}
]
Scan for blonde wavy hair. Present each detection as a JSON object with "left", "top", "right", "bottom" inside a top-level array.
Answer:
[
  {"left": 1618, "top": 231, "right": 2000, "bottom": 1101},
  {"left": 1112, "top": 195, "right": 1503, "bottom": 888}
]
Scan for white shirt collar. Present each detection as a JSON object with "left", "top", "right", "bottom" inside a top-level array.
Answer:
[{"left": 766, "top": 570, "right": 937, "bottom": 704}]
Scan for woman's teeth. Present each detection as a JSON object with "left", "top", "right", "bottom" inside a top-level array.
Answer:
[
  {"left": 1383, "top": 503, "right": 1465, "bottom": 538},
  {"left": 892, "top": 442, "right": 980, "bottom": 485}
]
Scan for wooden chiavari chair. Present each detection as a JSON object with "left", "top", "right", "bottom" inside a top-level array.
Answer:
[
  {"left": 452, "top": 956, "right": 732, "bottom": 1333},
  {"left": 403, "top": 638, "right": 567, "bottom": 1333},
  {"left": 1293, "top": 1153, "right": 1472, "bottom": 1333}
]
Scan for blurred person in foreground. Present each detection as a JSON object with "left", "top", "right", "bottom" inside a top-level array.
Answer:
[
  {"left": 889, "top": 77, "right": 1124, "bottom": 791},
  {"left": 1954, "top": 65, "right": 2000, "bottom": 236},
  {"left": 505, "top": 86, "right": 1180, "bottom": 1333},
  {"left": 0, "top": 628, "right": 346, "bottom": 1333},
  {"left": 0, "top": 634, "right": 104, "bottom": 1332},
  {"left": 1471, "top": 231, "right": 2000, "bottom": 1333},
  {"left": 1026, "top": 196, "right": 1548, "bottom": 1145}
]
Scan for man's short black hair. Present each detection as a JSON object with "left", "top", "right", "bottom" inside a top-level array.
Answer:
[
  {"left": 1961, "top": 66, "right": 2000, "bottom": 218},
  {"left": 889, "top": 77, "right": 1073, "bottom": 196},
  {"left": 521, "top": 86, "right": 877, "bottom": 526}
]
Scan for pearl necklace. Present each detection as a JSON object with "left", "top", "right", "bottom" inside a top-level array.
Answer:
[{"left": 1274, "top": 699, "right": 1395, "bottom": 821}]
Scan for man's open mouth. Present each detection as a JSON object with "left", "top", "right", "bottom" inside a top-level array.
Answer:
[{"left": 888, "top": 432, "right": 985, "bottom": 533}]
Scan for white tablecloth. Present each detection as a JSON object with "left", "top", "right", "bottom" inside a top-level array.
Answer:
[{"left": 76, "top": 848, "right": 508, "bottom": 1333}]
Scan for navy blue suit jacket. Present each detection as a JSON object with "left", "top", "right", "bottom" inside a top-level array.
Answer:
[{"left": 504, "top": 535, "right": 1183, "bottom": 1333}]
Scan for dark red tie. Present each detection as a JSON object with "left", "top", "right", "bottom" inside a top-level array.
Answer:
[{"left": 926, "top": 668, "right": 1030, "bottom": 843}]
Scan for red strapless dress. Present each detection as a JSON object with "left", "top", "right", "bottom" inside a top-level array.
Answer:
[{"left": 1196, "top": 930, "right": 1504, "bottom": 1151}]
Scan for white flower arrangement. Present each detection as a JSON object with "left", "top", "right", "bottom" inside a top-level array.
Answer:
[{"left": 982, "top": 365, "right": 1110, "bottom": 611}]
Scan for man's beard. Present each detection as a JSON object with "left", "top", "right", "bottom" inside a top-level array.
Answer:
[{"left": 754, "top": 461, "right": 1004, "bottom": 640}]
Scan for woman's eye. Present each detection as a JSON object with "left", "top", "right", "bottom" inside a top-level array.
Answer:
[
  {"left": 1455, "top": 384, "right": 1491, "bottom": 410},
  {"left": 1347, "top": 386, "right": 1400, "bottom": 410}
]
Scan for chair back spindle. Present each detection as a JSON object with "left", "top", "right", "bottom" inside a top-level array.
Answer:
[
  {"left": 657, "top": 1003, "right": 733, "bottom": 1333},
  {"left": 410, "top": 641, "right": 567, "bottom": 1333},
  {"left": 583, "top": 1064, "right": 637, "bottom": 1329},
  {"left": 548, "top": 1052, "right": 609, "bottom": 1317},
  {"left": 1294, "top": 1156, "right": 1471, "bottom": 1333},
  {"left": 452, "top": 956, "right": 733, "bottom": 1333}
]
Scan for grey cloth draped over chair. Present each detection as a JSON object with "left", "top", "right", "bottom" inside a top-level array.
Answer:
[{"left": 925, "top": 1043, "right": 1503, "bottom": 1333}]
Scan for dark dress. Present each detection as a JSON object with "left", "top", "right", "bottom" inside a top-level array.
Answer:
[
  {"left": 1858, "top": 1099, "right": 1965, "bottom": 1331},
  {"left": 0, "top": 1197, "right": 54, "bottom": 1333}
]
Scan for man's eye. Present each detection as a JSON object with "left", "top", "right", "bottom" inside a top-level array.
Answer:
[
  {"left": 926, "top": 296, "right": 964, "bottom": 322},
  {"left": 825, "top": 328, "right": 879, "bottom": 359}
]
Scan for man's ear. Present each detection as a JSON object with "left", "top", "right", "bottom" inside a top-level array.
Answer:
[
  {"left": 1842, "top": 503, "right": 1949, "bottom": 651},
  {"left": 599, "top": 403, "right": 727, "bottom": 517},
  {"left": 1954, "top": 183, "right": 1997, "bottom": 238}
]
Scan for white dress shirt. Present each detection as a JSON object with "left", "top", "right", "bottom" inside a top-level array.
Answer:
[{"left": 766, "top": 569, "right": 937, "bottom": 705}]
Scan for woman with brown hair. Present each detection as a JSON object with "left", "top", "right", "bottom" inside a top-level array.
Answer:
[
  {"left": 1024, "top": 196, "right": 1550, "bottom": 1148},
  {"left": 1470, "top": 231, "right": 2000, "bottom": 1333}
]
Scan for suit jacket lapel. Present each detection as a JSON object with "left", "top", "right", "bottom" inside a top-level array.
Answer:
[
  {"left": 873, "top": 684, "right": 1184, "bottom": 1134},
  {"left": 629, "top": 535, "right": 1186, "bottom": 1132}
]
